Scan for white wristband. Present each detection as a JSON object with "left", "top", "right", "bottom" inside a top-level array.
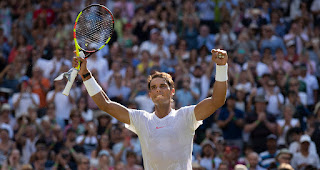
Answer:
[
  {"left": 83, "top": 77, "right": 102, "bottom": 96},
  {"left": 215, "top": 64, "right": 228, "bottom": 82}
]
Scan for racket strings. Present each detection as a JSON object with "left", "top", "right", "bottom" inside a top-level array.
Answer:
[{"left": 76, "top": 6, "right": 113, "bottom": 51}]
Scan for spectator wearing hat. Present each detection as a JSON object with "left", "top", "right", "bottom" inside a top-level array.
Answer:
[
  {"left": 217, "top": 94, "right": 245, "bottom": 152},
  {"left": 284, "top": 40, "right": 299, "bottom": 64},
  {"left": 291, "top": 134, "right": 320, "bottom": 169},
  {"left": 275, "top": 148, "right": 293, "bottom": 167},
  {"left": 139, "top": 28, "right": 161, "bottom": 56},
  {"left": 235, "top": 163, "right": 248, "bottom": 170},
  {"left": 246, "top": 152, "right": 266, "bottom": 170},
  {"left": 244, "top": 95, "right": 277, "bottom": 153},
  {"left": 199, "top": 141, "right": 221, "bottom": 170},
  {"left": 259, "top": 134, "right": 279, "bottom": 168},
  {"left": 0, "top": 104, "right": 14, "bottom": 138}
]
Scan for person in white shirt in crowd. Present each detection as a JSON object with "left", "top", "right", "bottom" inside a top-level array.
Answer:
[
  {"left": 139, "top": 28, "right": 161, "bottom": 56},
  {"left": 199, "top": 140, "right": 222, "bottom": 170},
  {"left": 264, "top": 79, "right": 284, "bottom": 118},
  {"left": 215, "top": 21, "right": 237, "bottom": 51},
  {"left": 72, "top": 49, "right": 228, "bottom": 169},
  {"left": 12, "top": 80, "right": 40, "bottom": 119},
  {"left": 289, "top": 128, "right": 317, "bottom": 155},
  {"left": 86, "top": 53, "right": 109, "bottom": 83},
  {"left": 277, "top": 104, "right": 300, "bottom": 147},
  {"left": 46, "top": 80, "right": 75, "bottom": 128},
  {"left": 242, "top": 50, "right": 270, "bottom": 78},
  {"left": 298, "top": 63, "right": 319, "bottom": 111},
  {"left": 291, "top": 134, "right": 320, "bottom": 169},
  {"left": 190, "top": 65, "right": 210, "bottom": 102}
]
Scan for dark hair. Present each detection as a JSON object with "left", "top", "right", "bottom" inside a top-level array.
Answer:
[{"left": 147, "top": 71, "right": 174, "bottom": 90}]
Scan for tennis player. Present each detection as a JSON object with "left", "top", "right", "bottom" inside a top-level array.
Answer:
[{"left": 73, "top": 49, "right": 228, "bottom": 169}]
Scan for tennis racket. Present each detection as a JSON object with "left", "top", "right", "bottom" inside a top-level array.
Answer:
[{"left": 58, "top": 4, "right": 114, "bottom": 96}]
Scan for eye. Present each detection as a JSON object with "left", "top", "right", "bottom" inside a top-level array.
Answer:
[
  {"left": 150, "top": 86, "right": 156, "bottom": 90},
  {"left": 160, "top": 84, "right": 167, "bottom": 88}
]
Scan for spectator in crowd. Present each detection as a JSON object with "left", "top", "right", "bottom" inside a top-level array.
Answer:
[
  {"left": 259, "top": 134, "right": 278, "bottom": 169},
  {"left": 1, "top": 0, "right": 320, "bottom": 169},
  {"left": 246, "top": 151, "right": 266, "bottom": 170},
  {"left": 291, "top": 134, "right": 320, "bottom": 169},
  {"left": 12, "top": 80, "right": 40, "bottom": 118},
  {"left": 1, "top": 149, "right": 22, "bottom": 170},
  {"left": 276, "top": 104, "right": 300, "bottom": 147},
  {"left": 217, "top": 95, "right": 245, "bottom": 152},
  {"left": 298, "top": 63, "right": 319, "bottom": 111},
  {"left": 197, "top": 25, "right": 215, "bottom": 50},
  {"left": 244, "top": 95, "right": 277, "bottom": 153},
  {"left": 175, "top": 75, "right": 200, "bottom": 108},
  {"left": 199, "top": 140, "right": 221, "bottom": 170},
  {"left": 46, "top": 80, "right": 75, "bottom": 128}
]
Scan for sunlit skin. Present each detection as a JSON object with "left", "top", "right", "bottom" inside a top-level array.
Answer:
[{"left": 148, "top": 78, "right": 175, "bottom": 118}]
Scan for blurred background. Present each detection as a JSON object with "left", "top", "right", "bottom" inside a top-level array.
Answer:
[{"left": 0, "top": 0, "right": 320, "bottom": 169}]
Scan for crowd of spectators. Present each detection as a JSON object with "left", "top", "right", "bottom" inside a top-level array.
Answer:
[{"left": 1, "top": 0, "right": 320, "bottom": 169}]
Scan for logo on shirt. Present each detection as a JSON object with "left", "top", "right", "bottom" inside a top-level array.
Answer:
[{"left": 156, "top": 126, "right": 165, "bottom": 129}]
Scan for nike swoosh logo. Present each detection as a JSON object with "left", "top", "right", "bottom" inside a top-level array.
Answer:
[{"left": 156, "top": 126, "right": 165, "bottom": 129}]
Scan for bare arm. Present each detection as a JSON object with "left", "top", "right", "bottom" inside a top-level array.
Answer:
[
  {"left": 195, "top": 49, "right": 228, "bottom": 121},
  {"left": 74, "top": 57, "right": 130, "bottom": 124}
]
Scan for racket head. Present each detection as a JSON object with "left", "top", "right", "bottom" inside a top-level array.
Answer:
[{"left": 74, "top": 4, "right": 114, "bottom": 56}]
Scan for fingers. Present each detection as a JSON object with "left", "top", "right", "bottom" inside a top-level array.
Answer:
[{"left": 211, "top": 49, "right": 227, "bottom": 59}]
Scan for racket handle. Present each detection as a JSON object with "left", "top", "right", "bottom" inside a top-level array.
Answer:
[{"left": 62, "top": 68, "right": 78, "bottom": 96}]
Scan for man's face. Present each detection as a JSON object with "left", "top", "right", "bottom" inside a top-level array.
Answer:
[
  {"left": 247, "top": 153, "right": 259, "bottom": 167},
  {"left": 278, "top": 153, "right": 292, "bottom": 164},
  {"left": 148, "top": 78, "right": 174, "bottom": 105},
  {"left": 78, "top": 158, "right": 90, "bottom": 170},
  {"left": 301, "top": 141, "right": 310, "bottom": 151}
]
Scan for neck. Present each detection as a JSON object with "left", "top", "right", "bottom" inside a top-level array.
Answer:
[{"left": 154, "top": 104, "right": 172, "bottom": 118}]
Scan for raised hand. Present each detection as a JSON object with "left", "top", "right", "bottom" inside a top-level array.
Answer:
[{"left": 211, "top": 49, "right": 228, "bottom": 65}]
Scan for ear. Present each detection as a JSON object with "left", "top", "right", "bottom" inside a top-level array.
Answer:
[{"left": 171, "top": 88, "right": 175, "bottom": 96}]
